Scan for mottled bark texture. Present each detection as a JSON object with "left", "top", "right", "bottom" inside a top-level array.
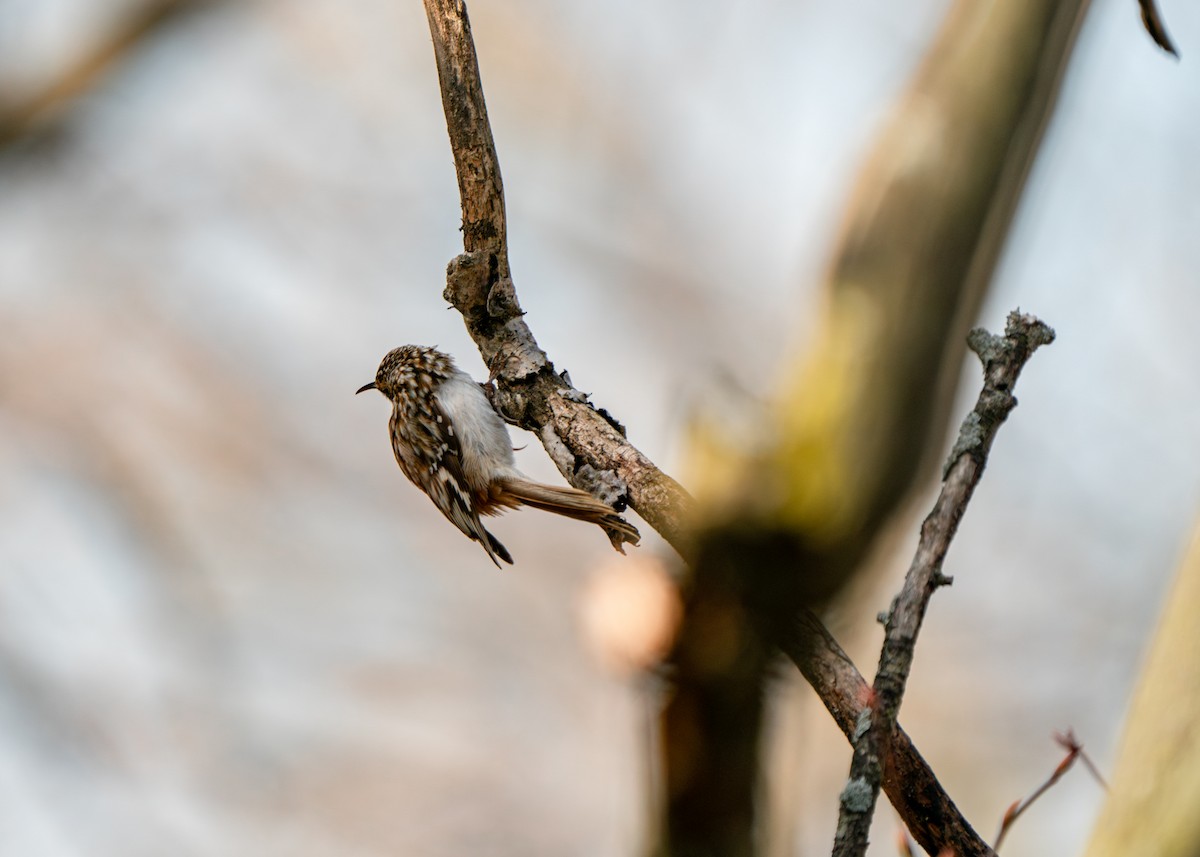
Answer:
[
  {"left": 832, "top": 313, "right": 1054, "bottom": 857},
  {"left": 665, "top": 2, "right": 1089, "bottom": 854},
  {"left": 422, "top": 0, "right": 692, "bottom": 549},
  {"left": 781, "top": 611, "right": 998, "bottom": 857}
]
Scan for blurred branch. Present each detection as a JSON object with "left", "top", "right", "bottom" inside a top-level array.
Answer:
[
  {"left": 667, "top": 2, "right": 1089, "bottom": 853},
  {"left": 695, "top": 0, "right": 1089, "bottom": 550},
  {"left": 832, "top": 312, "right": 1054, "bottom": 857},
  {"left": 0, "top": 0, "right": 221, "bottom": 150},
  {"left": 1137, "top": 0, "right": 1179, "bottom": 56},
  {"left": 420, "top": 0, "right": 692, "bottom": 549},
  {"left": 781, "top": 611, "right": 997, "bottom": 857},
  {"left": 1082, "top": 524, "right": 1200, "bottom": 857}
]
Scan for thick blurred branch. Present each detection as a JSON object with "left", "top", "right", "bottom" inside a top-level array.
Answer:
[
  {"left": 0, "top": 0, "right": 221, "bottom": 150},
  {"left": 669, "top": 2, "right": 1089, "bottom": 854},
  {"left": 832, "top": 313, "right": 1054, "bottom": 857},
  {"left": 420, "top": 0, "right": 691, "bottom": 549},
  {"left": 1082, "top": 524, "right": 1200, "bottom": 857}
]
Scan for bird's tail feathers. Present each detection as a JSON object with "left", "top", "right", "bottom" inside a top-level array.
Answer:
[
  {"left": 481, "top": 529, "right": 514, "bottom": 567},
  {"left": 496, "top": 477, "right": 640, "bottom": 552}
]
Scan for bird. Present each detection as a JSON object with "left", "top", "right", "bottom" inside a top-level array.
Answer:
[{"left": 357, "top": 345, "right": 640, "bottom": 566}]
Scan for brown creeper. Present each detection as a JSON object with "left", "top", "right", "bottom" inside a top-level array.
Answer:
[{"left": 357, "top": 345, "right": 640, "bottom": 566}]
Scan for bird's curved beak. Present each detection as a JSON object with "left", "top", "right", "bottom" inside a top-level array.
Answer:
[{"left": 356, "top": 382, "right": 378, "bottom": 395}]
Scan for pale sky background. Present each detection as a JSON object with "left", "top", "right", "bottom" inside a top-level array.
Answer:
[{"left": 0, "top": 1, "right": 1198, "bottom": 855}]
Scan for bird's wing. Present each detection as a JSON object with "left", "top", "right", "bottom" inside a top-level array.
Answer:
[{"left": 395, "top": 397, "right": 512, "bottom": 566}]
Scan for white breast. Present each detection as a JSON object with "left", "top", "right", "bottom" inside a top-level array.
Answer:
[{"left": 434, "top": 370, "right": 518, "bottom": 490}]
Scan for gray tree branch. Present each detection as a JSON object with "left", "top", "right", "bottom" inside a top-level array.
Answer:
[
  {"left": 421, "top": 0, "right": 691, "bottom": 550},
  {"left": 831, "top": 312, "right": 1055, "bottom": 857}
]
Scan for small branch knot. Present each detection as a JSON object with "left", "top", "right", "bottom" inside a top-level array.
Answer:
[
  {"left": 966, "top": 327, "right": 1006, "bottom": 364},
  {"left": 443, "top": 251, "right": 492, "bottom": 312},
  {"left": 977, "top": 388, "right": 1016, "bottom": 420},
  {"left": 485, "top": 274, "right": 523, "bottom": 320},
  {"left": 1004, "top": 310, "right": 1056, "bottom": 350},
  {"left": 839, "top": 778, "right": 875, "bottom": 813},
  {"left": 967, "top": 312, "right": 1054, "bottom": 370},
  {"left": 947, "top": 312, "right": 1053, "bottom": 478}
]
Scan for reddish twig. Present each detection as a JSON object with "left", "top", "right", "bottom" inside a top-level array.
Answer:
[
  {"left": 994, "top": 729, "right": 1108, "bottom": 850},
  {"left": 1052, "top": 728, "right": 1108, "bottom": 792}
]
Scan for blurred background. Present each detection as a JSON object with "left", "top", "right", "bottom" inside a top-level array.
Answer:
[{"left": 1, "top": 0, "right": 1198, "bottom": 854}]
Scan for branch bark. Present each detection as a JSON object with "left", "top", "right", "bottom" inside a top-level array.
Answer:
[
  {"left": 421, "top": 0, "right": 692, "bottom": 550},
  {"left": 780, "top": 611, "right": 997, "bottom": 857},
  {"left": 1137, "top": 0, "right": 1179, "bottom": 56},
  {"left": 831, "top": 313, "right": 1054, "bottom": 857}
]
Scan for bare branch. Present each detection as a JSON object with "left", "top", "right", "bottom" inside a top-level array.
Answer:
[
  {"left": 0, "top": 0, "right": 222, "bottom": 150},
  {"left": 1137, "top": 0, "right": 1179, "bottom": 57},
  {"left": 420, "top": 0, "right": 692, "bottom": 549},
  {"left": 781, "top": 611, "right": 998, "bottom": 857},
  {"left": 832, "top": 312, "right": 1055, "bottom": 857},
  {"left": 994, "top": 729, "right": 1105, "bottom": 850}
]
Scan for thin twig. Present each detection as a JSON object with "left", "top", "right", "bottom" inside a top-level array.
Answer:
[
  {"left": 1070, "top": 742, "right": 1108, "bottom": 791},
  {"left": 1137, "top": 0, "right": 1179, "bottom": 56},
  {"left": 419, "top": 0, "right": 691, "bottom": 550},
  {"left": 994, "top": 729, "right": 1108, "bottom": 850},
  {"left": 831, "top": 312, "right": 1056, "bottom": 857}
]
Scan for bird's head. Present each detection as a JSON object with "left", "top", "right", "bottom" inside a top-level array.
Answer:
[{"left": 356, "top": 345, "right": 452, "bottom": 399}]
